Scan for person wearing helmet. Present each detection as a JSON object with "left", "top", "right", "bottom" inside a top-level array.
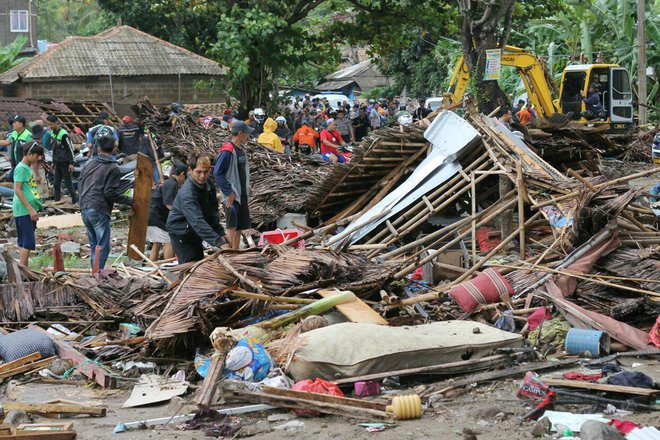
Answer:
[
  {"left": 257, "top": 117, "right": 284, "bottom": 154},
  {"left": 274, "top": 116, "right": 291, "bottom": 141},
  {"left": 249, "top": 108, "right": 266, "bottom": 136},
  {"left": 394, "top": 110, "right": 413, "bottom": 126}
]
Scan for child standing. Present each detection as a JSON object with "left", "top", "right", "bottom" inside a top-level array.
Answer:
[{"left": 12, "top": 142, "right": 44, "bottom": 266}]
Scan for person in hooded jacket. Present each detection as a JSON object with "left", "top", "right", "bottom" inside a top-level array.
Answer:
[
  {"left": 256, "top": 117, "right": 283, "bottom": 153},
  {"left": 79, "top": 135, "right": 133, "bottom": 270}
]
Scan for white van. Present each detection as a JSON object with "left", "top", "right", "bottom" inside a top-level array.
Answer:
[
  {"left": 424, "top": 97, "right": 444, "bottom": 111},
  {"left": 313, "top": 94, "right": 352, "bottom": 110}
]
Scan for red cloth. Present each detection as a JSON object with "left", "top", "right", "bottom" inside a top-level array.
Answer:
[
  {"left": 651, "top": 314, "right": 660, "bottom": 348},
  {"left": 291, "top": 379, "right": 345, "bottom": 416},
  {"left": 450, "top": 268, "right": 514, "bottom": 313},
  {"left": 608, "top": 420, "right": 639, "bottom": 435},
  {"left": 528, "top": 306, "right": 552, "bottom": 331},
  {"left": 562, "top": 372, "right": 603, "bottom": 381},
  {"left": 475, "top": 227, "right": 500, "bottom": 252},
  {"left": 320, "top": 129, "right": 344, "bottom": 156}
]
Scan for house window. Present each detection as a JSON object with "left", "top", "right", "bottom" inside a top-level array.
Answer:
[{"left": 10, "top": 10, "right": 29, "bottom": 32}]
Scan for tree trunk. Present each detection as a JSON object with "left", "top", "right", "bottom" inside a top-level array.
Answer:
[{"left": 457, "top": 0, "right": 517, "bottom": 112}]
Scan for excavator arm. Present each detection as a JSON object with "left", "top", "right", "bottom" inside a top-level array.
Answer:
[{"left": 443, "top": 46, "right": 572, "bottom": 126}]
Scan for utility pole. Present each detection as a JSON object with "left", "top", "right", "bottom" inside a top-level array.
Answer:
[{"left": 637, "top": 0, "right": 647, "bottom": 126}]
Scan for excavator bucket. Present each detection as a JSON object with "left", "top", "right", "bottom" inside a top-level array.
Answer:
[{"left": 531, "top": 112, "right": 573, "bottom": 129}]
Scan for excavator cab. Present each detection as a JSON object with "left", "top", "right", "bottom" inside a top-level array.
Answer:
[{"left": 558, "top": 65, "right": 633, "bottom": 131}]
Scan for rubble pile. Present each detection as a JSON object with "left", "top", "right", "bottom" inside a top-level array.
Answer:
[{"left": 0, "top": 98, "right": 659, "bottom": 438}]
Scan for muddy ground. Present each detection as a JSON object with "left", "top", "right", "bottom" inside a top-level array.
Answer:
[{"left": 3, "top": 358, "right": 658, "bottom": 439}]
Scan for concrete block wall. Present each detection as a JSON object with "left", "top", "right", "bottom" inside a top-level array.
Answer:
[{"left": 5, "top": 74, "right": 226, "bottom": 106}]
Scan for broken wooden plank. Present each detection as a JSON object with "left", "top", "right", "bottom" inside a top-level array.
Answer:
[
  {"left": 0, "top": 353, "right": 41, "bottom": 373},
  {"left": 228, "top": 388, "right": 392, "bottom": 421},
  {"left": 0, "top": 357, "right": 56, "bottom": 380},
  {"left": 127, "top": 153, "right": 153, "bottom": 260},
  {"left": 2, "top": 402, "right": 106, "bottom": 417},
  {"left": 194, "top": 354, "right": 224, "bottom": 407},
  {"left": 426, "top": 358, "right": 579, "bottom": 396},
  {"left": 262, "top": 385, "right": 385, "bottom": 411},
  {"left": 542, "top": 378, "right": 659, "bottom": 396},
  {"left": 318, "top": 289, "right": 388, "bottom": 325},
  {"left": 333, "top": 354, "right": 513, "bottom": 385},
  {"left": 27, "top": 325, "right": 115, "bottom": 388},
  {"left": 36, "top": 214, "right": 84, "bottom": 230}
]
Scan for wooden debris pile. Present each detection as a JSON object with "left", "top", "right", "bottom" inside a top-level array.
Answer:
[
  {"left": 134, "top": 97, "right": 347, "bottom": 226},
  {"left": 138, "top": 248, "right": 395, "bottom": 350},
  {"left": 621, "top": 126, "right": 658, "bottom": 162}
]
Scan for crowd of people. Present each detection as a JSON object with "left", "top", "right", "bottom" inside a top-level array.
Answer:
[
  {"left": 0, "top": 94, "right": 437, "bottom": 269},
  {"left": 0, "top": 109, "right": 256, "bottom": 270},
  {"left": 212, "top": 95, "right": 435, "bottom": 163}
]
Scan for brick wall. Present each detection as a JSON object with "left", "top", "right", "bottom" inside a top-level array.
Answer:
[{"left": 4, "top": 74, "right": 226, "bottom": 106}]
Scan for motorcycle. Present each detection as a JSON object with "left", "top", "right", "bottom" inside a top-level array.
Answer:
[{"left": 72, "top": 143, "right": 136, "bottom": 193}]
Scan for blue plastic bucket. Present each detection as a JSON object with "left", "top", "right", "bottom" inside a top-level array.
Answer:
[{"left": 565, "top": 328, "right": 610, "bottom": 358}]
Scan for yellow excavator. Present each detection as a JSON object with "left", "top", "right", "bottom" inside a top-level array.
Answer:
[{"left": 443, "top": 45, "right": 634, "bottom": 131}]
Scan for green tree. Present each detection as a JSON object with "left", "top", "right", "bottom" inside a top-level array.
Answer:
[
  {"left": 37, "top": 0, "right": 116, "bottom": 42},
  {"left": 0, "top": 36, "right": 28, "bottom": 74},
  {"left": 98, "top": 0, "right": 339, "bottom": 108}
]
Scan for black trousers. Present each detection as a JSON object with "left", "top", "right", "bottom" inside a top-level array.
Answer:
[
  {"left": 54, "top": 161, "right": 77, "bottom": 203},
  {"left": 169, "top": 232, "right": 204, "bottom": 263}
]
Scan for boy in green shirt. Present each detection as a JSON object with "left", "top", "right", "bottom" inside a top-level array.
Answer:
[{"left": 12, "top": 142, "right": 44, "bottom": 266}]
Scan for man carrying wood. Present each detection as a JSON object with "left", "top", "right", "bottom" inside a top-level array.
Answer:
[
  {"left": 214, "top": 121, "right": 253, "bottom": 250},
  {"left": 167, "top": 152, "right": 225, "bottom": 262}
]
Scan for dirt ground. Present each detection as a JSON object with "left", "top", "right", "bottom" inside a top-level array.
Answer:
[{"left": 3, "top": 358, "right": 658, "bottom": 439}]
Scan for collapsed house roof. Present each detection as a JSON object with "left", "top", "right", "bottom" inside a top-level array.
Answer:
[{"left": 0, "top": 25, "right": 227, "bottom": 85}]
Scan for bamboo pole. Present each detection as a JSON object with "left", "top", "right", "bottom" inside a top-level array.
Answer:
[
  {"left": 471, "top": 171, "right": 477, "bottom": 263},
  {"left": 130, "top": 244, "right": 172, "bottom": 285},
  {"left": 365, "top": 152, "right": 491, "bottom": 245},
  {"left": 391, "top": 197, "right": 517, "bottom": 275},
  {"left": 516, "top": 161, "right": 526, "bottom": 260},
  {"left": 229, "top": 290, "right": 314, "bottom": 304},
  {"left": 533, "top": 167, "right": 660, "bottom": 209},
  {"left": 492, "top": 263, "right": 660, "bottom": 298}
]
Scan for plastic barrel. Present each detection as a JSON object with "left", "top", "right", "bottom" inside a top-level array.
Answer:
[{"left": 565, "top": 328, "right": 610, "bottom": 358}]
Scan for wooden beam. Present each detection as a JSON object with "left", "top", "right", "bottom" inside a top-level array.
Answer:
[
  {"left": 317, "top": 290, "right": 388, "bottom": 325},
  {"left": 542, "top": 378, "right": 659, "bottom": 396},
  {"left": 127, "top": 153, "right": 153, "bottom": 260}
]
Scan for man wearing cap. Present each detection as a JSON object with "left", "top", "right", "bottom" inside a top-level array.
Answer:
[
  {"left": 46, "top": 115, "right": 77, "bottom": 203},
  {"left": 0, "top": 114, "right": 33, "bottom": 181},
  {"left": 167, "top": 152, "right": 225, "bottom": 263},
  {"left": 147, "top": 163, "right": 187, "bottom": 261},
  {"left": 117, "top": 115, "right": 142, "bottom": 156},
  {"left": 87, "top": 112, "right": 118, "bottom": 156},
  {"left": 334, "top": 109, "right": 355, "bottom": 143},
  {"left": 214, "top": 121, "right": 252, "bottom": 250}
]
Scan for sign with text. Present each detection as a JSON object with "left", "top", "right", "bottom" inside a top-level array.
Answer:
[{"left": 485, "top": 49, "right": 502, "bottom": 81}]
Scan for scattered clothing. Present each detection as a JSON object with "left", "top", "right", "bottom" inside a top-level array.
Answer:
[
  {"left": 562, "top": 372, "right": 603, "bottom": 382},
  {"left": 606, "top": 371, "right": 654, "bottom": 389}
]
